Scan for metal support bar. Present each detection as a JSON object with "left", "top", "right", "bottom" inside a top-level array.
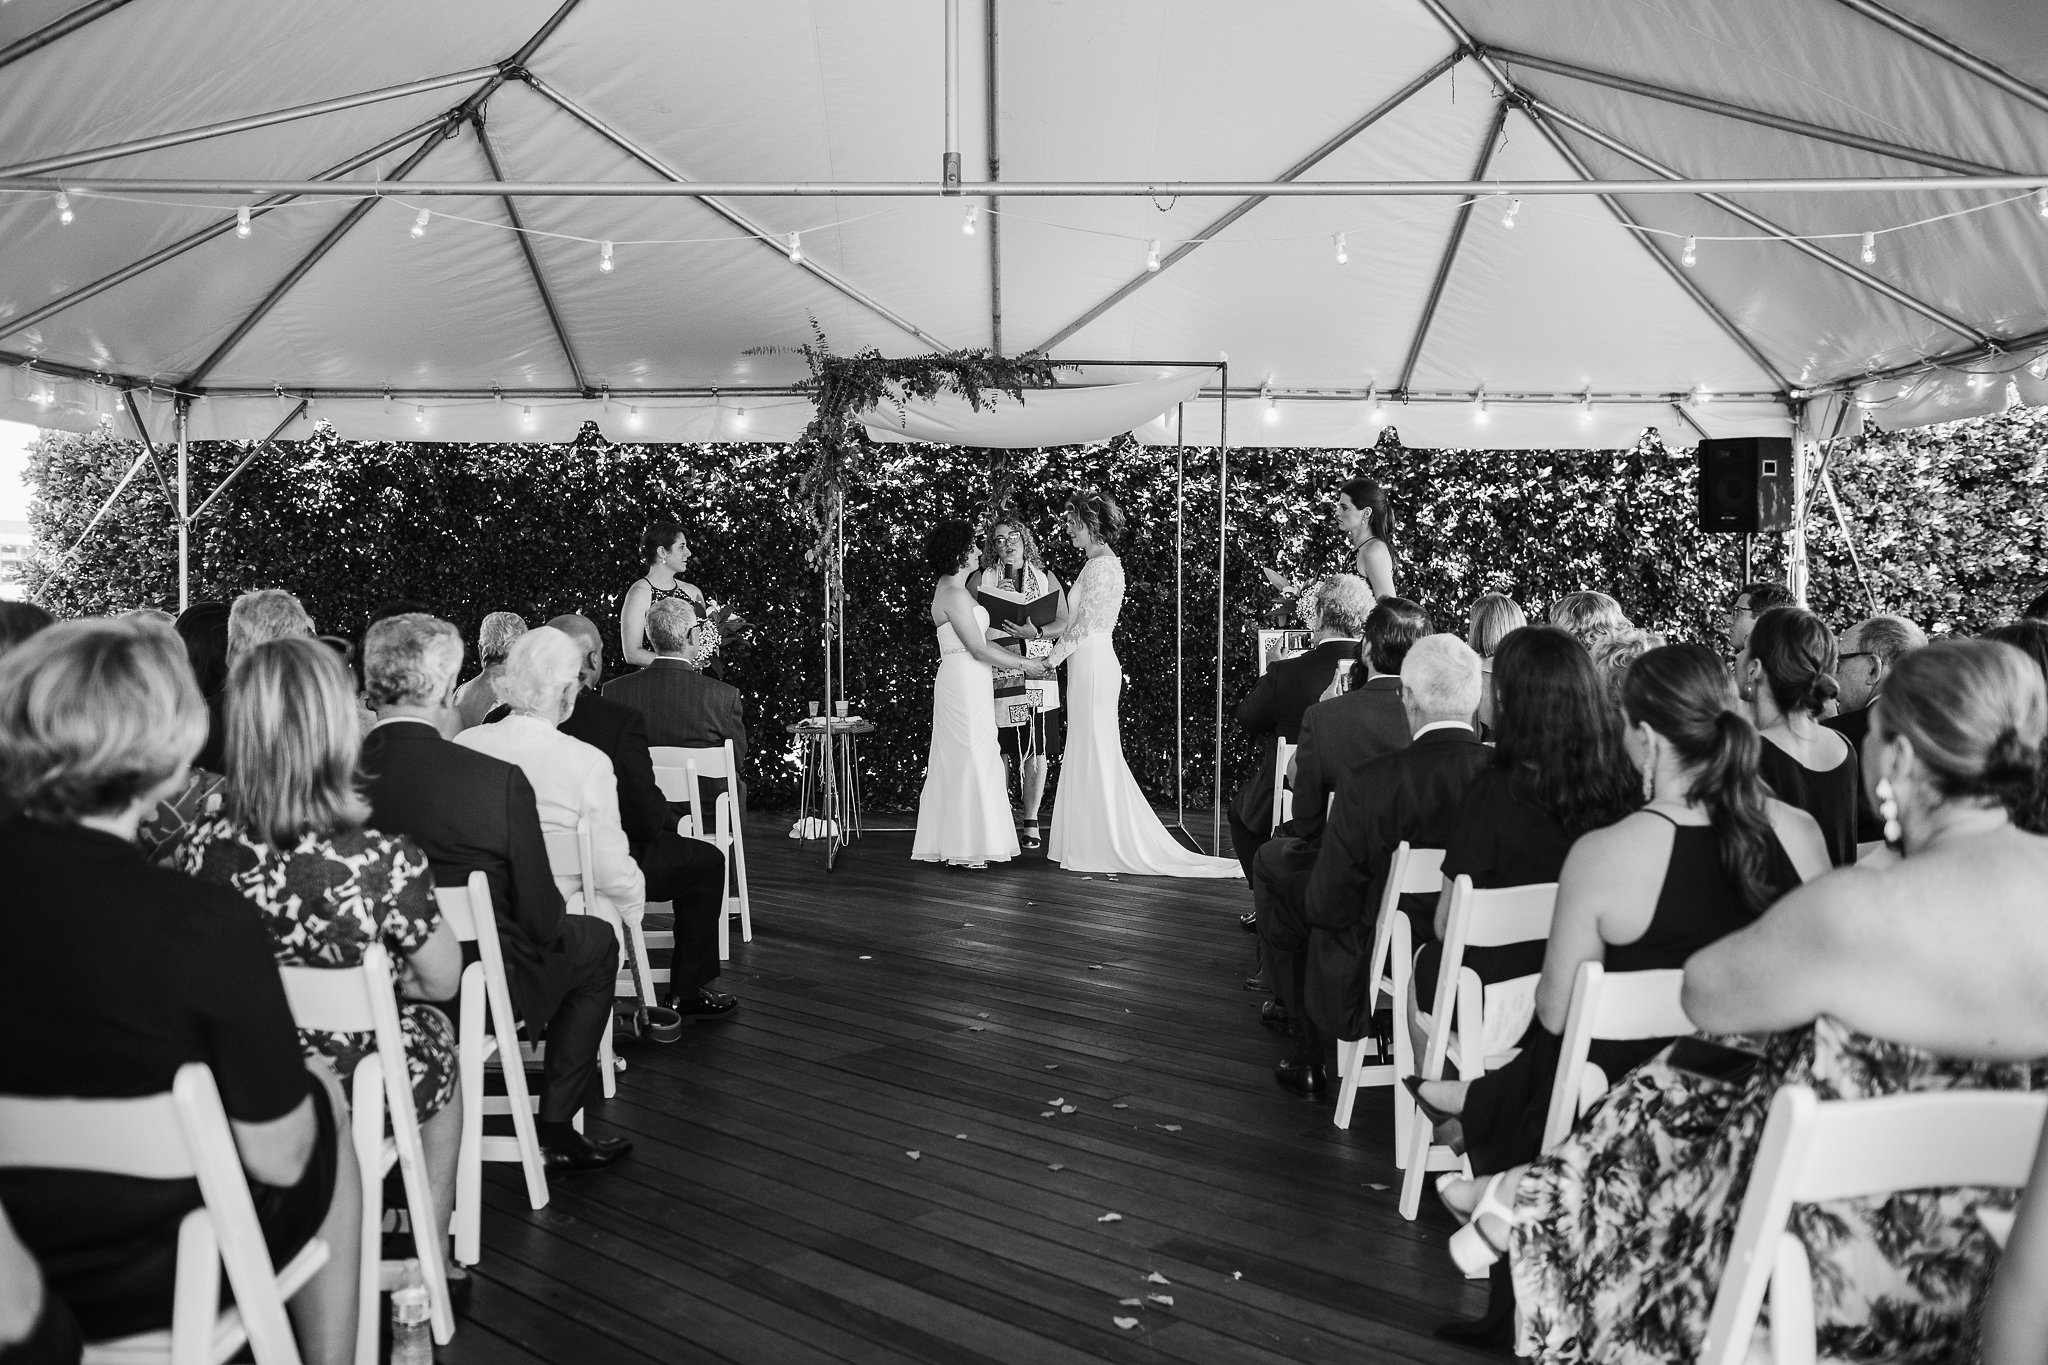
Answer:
[
  {"left": 184, "top": 401, "right": 309, "bottom": 526},
  {"left": 522, "top": 73, "right": 952, "bottom": 350},
  {"left": 1822, "top": 468, "right": 1882, "bottom": 615},
  {"left": 1033, "top": 49, "right": 1463, "bottom": 355},
  {"left": 1173, "top": 401, "right": 1185, "bottom": 831},
  {"left": 1525, "top": 96, "right": 1992, "bottom": 345},
  {"left": 1831, "top": 0, "right": 2048, "bottom": 120},
  {"left": 474, "top": 118, "right": 587, "bottom": 391},
  {"left": 985, "top": 0, "right": 1003, "bottom": 352},
  {"left": 1212, "top": 360, "right": 1228, "bottom": 854},
  {"left": 61, "top": 447, "right": 152, "bottom": 562},
  {"left": 0, "top": 0, "right": 138, "bottom": 74},
  {"left": 175, "top": 401, "right": 189, "bottom": 613},
  {"left": 0, "top": 65, "right": 500, "bottom": 178},
  {"left": 942, "top": 0, "right": 962, "bottom": 191},
  {"left": 0, "top": 117, "right": 449, "bottom": 344},
  {"left": 1803, "top": 322, "right": 2048, "bottom": 398},
  {"left": 1479, "top": 46, "right": 2017, "bottom": 177},
  {"left": 1669, "top": 402, "right": 1710, "bottom": 442},
  {"left": 1399, "top": 99, "right": 1509, "bottom": 392},
  {"left": 120, "top": 388, "right": 173, "bottom": 506}
]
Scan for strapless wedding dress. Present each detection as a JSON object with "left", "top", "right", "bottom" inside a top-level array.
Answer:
[{"left": 912, "top": 607, "right": 1020, "bottom": 866}]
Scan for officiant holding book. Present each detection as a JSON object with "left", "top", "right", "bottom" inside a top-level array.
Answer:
[{"left": 970, "top": 518, "right": 1068, "bottom": 850}]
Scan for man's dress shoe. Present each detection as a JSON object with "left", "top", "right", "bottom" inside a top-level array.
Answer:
[
  {"left": 1258, "top": 999, "right": 1291, "bottom": 1032},
  {"left": 1274, "top": 1057, "right": 1327, "bottom": 1097},
  {"left": 542, "top": 1129, "right": 633, "bottom": 1173},
  {"left": 664, "top": 987, "right": 738, "bottom": 1018}
]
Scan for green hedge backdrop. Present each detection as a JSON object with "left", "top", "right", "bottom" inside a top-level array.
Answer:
[{"left": 22, "top": 408, "right": 2047, "bottom": 812}]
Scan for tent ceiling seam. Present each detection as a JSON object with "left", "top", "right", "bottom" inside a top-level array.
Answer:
[
  {"left": 1395, "top": 94, "right": 1508, "bottom": 394},
  {"left": 474, "top": 112, "right": 588, "bottom": 393}
]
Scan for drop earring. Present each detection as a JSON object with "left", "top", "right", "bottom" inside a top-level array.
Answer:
[
  {"left": 1876, "top": 777, "right": 1903, "bottom": 847},
  {"left": 1641, "top": 744, "right": 1656, "bottom": 802}
]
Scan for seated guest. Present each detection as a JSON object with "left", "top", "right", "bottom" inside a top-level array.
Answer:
[
  {"left": 1227, "top": 573, "right": 1375, "bottom": 883},
  {"left": 453, "top": 611, "right": 527, "bottom": 731},
  {"left": 1448, "top": 640, "right": 2048, "bottom": 1362},
  {"left": 541, "top": 613, "right": 732, "bottom": 1021},
  {"left": 163, "top": 637, "right": 467, "bottom": 1291},
  {"left": 1724, "top": 579, "right": 1795, "bottom": 654},
  {"left": 0, "top": 602, "right": 54, "bottom": 656},
  {"left": 1587, "top": 628, "right": 1663, "bottom": 707},
  {"left": 1246, "top": 596, "right": 1424, "bottom": 948},
  {"left": 228, "top": 588, "right": 316, "bottom": 662},
  {"left": 1266, "top": 635, "right": 1490, "bottom": 1096},
  {"left": 0, "top": 619, "right": 361, "bottom": 1363},
  {"left": 1824, "top": 613, "right": 1926, "bottom": 845},
  {"left": 1546, "top": 591, "right": 1628, "bottom": 652},
  {"left": 0, "top": 1203, "right": 81, "bottom": 1365},
  {"left": 359, "top": 613, "right": 629, "bottom": 1173},
  {"left": 1742, "top": 605, "right": 1859, "bottom": 865},
  {"left": 1983, "top": 619, "right": 2048, "bottom": 836},
  {"left": 602, "top": 597, "right": 749, "bottom": 820},
  {"left": 173, "top": 600, "right": 231, "bottom": 771},
  {"left": 1466, "top": 593, "right": 1526, "bottom": 732}
]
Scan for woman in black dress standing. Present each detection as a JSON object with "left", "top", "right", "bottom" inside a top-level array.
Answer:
[
  {"left": 1742, "top": 604, "right": 1860, "bottom": 865},
  {"left": 970, "top": 517, "right": 1068, "bottom": 849}
]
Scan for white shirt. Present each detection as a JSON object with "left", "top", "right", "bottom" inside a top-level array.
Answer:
[
  {"left": 454, "top": 714, "right": 646, "bottom": 922},
  {"left": 1412, "top": 719, "right": 1475, "bottom": 739}
]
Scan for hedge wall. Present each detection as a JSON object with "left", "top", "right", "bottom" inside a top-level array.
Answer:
[{"left": 23, "top": 408, "right": 2047, "bottom": 811}]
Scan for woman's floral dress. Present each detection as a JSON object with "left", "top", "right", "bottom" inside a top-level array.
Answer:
[
  {"left": 166, "top": 819, "right": 458, "bottom": 1120},
  {"left": 1510, "top": 1015, "right": 2039, "bottom": 1363}
]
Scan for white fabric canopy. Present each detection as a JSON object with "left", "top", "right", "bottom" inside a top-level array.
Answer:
[
  {"left": 861, "top": 372, "right": 1206, "bottom": 447},
  {"left": 1, "top": 0, "right": 2045, "bottom": 449}
]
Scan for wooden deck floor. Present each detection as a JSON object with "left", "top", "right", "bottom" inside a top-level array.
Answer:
[{"left": 442, "top": 815, "right": 1494, "bottom": 1365}]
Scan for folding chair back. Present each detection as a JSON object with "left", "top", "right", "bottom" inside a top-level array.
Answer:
[
  {"left": 0, "top": 1063, "right": 328, "bottom": 1365},
  {"left": 277, "top": 945, "right": 453, "bottom": 1361},
  {"left": 1700, "top": 1085, "right": 2048, "bottom": 1365},
  {"left": 1540, "top": 962, "right": 1692, "bottom": 1151},
  {"left": 1332, "top": 842, "right": 1446, "bottom": 1132},
  {"left": 1270, "top": 738, "right": 1295, "bottom": 833},
  {"left": 541, "top": 818, "right": 623, "bottom": 1093},
  {"left": 434, "top": 872, "right": 548, "bottom": 1266},
  {"left": 651, "top": 741, "right": 753, "bottom": 958}
]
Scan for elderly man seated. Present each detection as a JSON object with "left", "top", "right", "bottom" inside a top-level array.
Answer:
[
  {"left": 454, "top": 610, "right": 528, "bottom": 731},
  {"left": 1267, "top": 633, "right": 1491, "bottom": 1096},
  {"left": 359, "top": 613, "right": 629, "bottom": 1173},
  {"left": 602, "top": 596, "right": 749, "bottom": 820}
]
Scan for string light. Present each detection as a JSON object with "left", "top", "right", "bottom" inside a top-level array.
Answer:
[
  {"left": 521, "top": 405, "right": 534, "bottom": 425},
  {"left": 786, "top": 231, "right": 802, "bottom": 263},
  {"left": 1475, "top": 390, "right": 1490, "bottom": 421},
  {"left": 1501, "top": 198, "right": 1520, "bottom": 229},
  {"left": 1860, "top": 231, "right": 1876, "bottom": 265},
  {"left": 414, "top": 405, "right": 426, "bottom": 424},
  {"left": 1580, "top": 387, "right": 1594, "bottom": 419},
  {"left": 733, "top": 406, "right": 748, "bottom": 427},
  {"left": 1333, "top": 232, "right": 1348, "bottom": 265},
  {"left": 1261, "top": 382, "right": 1276, "bottom": 422},
  {"left": 1693, "top": 385, "right": 1714, "bottom": 405},
  {"left": 55, "top": 192, "right": 73, "bottom": 225},
  {"left": 410, "top": 208, "right": 430, "bottom": 240},
  {"left": 627, "top": 404, "right": 642, "bottom": 428},
  {"left": 1144, "top": 239, "right": 1161, "bottom": 272},
  {"left": 2027, "top": 354, "right": 2048, "bottom": 381},
  {"left": 236, "top": 206, "right": 252, "bottom": 239},
  {"left": 962, "top": 205, "right": 978, "bottom": 235},
  {"left": 2037, "top": 188, "right": 2048, "bottom": 218},
  {"left": 1681, "top": 235, "right": 1697, "bottom": 268},
  {"left": 599, "top": 240, "right": 614, "bottom": 274}
]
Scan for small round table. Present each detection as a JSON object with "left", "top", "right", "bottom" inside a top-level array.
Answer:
[{"left": 786, "top": 718, "right": 875, "bottom": 867}]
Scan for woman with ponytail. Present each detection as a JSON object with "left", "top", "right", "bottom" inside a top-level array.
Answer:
[
  {"left": 1434, "top": 640, "right": 2048, "bottom": 1363},
  {"left": 1260, "top": 476, "right": 1398, "bottom": 622},
  {"left": 1741, "top": 604, "right": 1860, "bottom": 865}
]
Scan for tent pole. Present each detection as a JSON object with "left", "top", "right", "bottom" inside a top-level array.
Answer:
[
  {"left": 475, "top": 120, "right": 588, "bottom": 392},
  {"left": 120, "top": 388, "right": 173, "bottom": 506},
  {"left": 1398, "top": 99, "right": 1509, "bottom": 393},
  {"left": 61, "top": 447, "right": 152, "bottom": 563},
  {"left": 175, "top": 400, "right": 189, "bottom": 614},
  {"left": 1790, "top": 400, "right": 1812, "bottom": 604},
  {"left": 1212, "top": 362, "right": 1228, "bottom": 855},
  {"left": 942, "top": 0, "right": 961, "bottom": 190},
  {"left": 0, "top": 0, "right": 139, "bottom": 75},
  {"left": 985, "top": 0, "right": 1002, "bottom": 352},
  {"left": 1830, "top": 0, "right": 2048, "bottom": 118},
  {"left": 1174, "top": 402, "right": 1186, "bottom": 833},
  {"left": 185, "top": 401, "right": 309, "bottom": 527},
  {"left": 1822, "top": 470, "right": 1882, "bottom": 616}
]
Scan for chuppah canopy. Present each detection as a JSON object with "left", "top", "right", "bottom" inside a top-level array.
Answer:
[{"left": 1, "top": 0, "right": 2046, "bottom": 453}]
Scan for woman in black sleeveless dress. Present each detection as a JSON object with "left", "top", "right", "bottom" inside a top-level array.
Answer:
[{"left": 1741, "top": 604, "right": 1860, "bottom": 865}]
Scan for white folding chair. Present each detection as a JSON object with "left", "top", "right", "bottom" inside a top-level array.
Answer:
[
  {"left": 276, "top": 946, "right": 454, "bottom": 1363},
  {"left": 1269, "top": 737, "right": 1296, "bottom": 833},
  {"left": 1332, "top": 842, "right": 1445, "bottom": 1132},
  {"left": 0, "top": 1063, "right": 330, "bottom": 1365},
  {"left": 1540, "top": 962, "right": 1694, "bottom": 1152},
  {"left": 650, "top": 742, "right": 753, "bottom": 961},
  {"left": 435, "top": 872, "right": 548, "bottom": 1268},
  {"left": 1699, "top": 1085, "right": 2048, "bottom": 1365},
  {"left": 1398, "top": 877, "right": 1558, "bottom": 1220},
  {"left": 542, "top": 818, "right": 623, "bottom": 1098}
]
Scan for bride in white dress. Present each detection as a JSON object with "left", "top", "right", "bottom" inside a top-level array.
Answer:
[
  {"left": 913, "top": 519, "right": 1047, "bottom": 867},
  {"left": 1047, "top": 492, "right": 1242, "bottom": 878}
]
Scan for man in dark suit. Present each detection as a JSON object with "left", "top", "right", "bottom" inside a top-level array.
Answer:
[
  {"left": 547, "top": 614, "right": 733, "bottom": 1021},
  {"left": 358, "top": 613, "right": 630, "bottom": 1172},
  {"left": 602, "top": 597, "right": 749, "bottom": 820},
  {"left": 1264, "top": 633, "right": 1491, "bottom": 1096},
  {"left": 1822, "top": 613, "right": 1925, "bottom": 845},
  {"left": 1248, "top": 596, "right": 1428, "bottom": 1013},
  {"left": 1227, "top": 574, "right": 1376, "bottom": 885}
]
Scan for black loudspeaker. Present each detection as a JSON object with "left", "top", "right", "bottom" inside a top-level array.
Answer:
[{"left": 1697, "top": 437, "right": 1793, "bottom": 533}]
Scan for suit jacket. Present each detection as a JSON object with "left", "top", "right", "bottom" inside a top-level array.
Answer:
[
  {"left": 602, "top": 657, "right": 748, "bottom": 814},
  {"left": 1280, "top": 675, "right": 1412, "bottom": 846},
  {"left": 1822, "top": 703, "right": 1881, "bottom": 844},
  {"left": 1303, "top": 725, "right": 1492, "bottom": 1038},
  {"left": 360, "top": 719, "right": 571, "bottom": 1023},
  {"left": 557, "top": 689, "right": 673, "bottom": 864},
  {"left": 1230, "top": 638, "right": 1360, "bottom": 833}
]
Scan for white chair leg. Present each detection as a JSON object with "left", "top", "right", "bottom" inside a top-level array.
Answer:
[
  {"left": 732, "top": 827, "right": 753, "bottom": 943},
  {"left": 491, "top": 1011, "right": 549, "bottom": 1214},
  {"left": 453, "top": 975, "right": 486, "bottom": 1267},
  {"left": 352, "top": 1067, "right": 386, "bottom": 1365}
]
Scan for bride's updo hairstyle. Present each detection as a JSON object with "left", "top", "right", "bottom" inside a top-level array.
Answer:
[
  {"left": 639, "top": 515, "right": 686, "bottom": 566},
  {"left": 1620, "top": 642, "right": 1778, "bottom": 912},
  {"left": 924, "top": 519, "right": 977, "bottom": 577},
  {"left": 1339, "top": 477, "right": 1395, "bottom": 548},
  {"left": 1745, "top": 605, "right": 1839, "bottom": 718},
  {"left": 1873, "top": 639, "right": 2047, "bottom": 832},
  {"left": 1064, "top": 489, "right": 1126, "bottom": 548}
]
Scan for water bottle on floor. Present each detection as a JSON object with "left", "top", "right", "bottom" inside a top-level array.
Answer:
[{"left": 391, "top": 1258, "right": 432, "bottom": 1365}]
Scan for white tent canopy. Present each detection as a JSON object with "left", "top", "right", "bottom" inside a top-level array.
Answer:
[{"left": 2, "top": 0, "right": 2047, "bottom": 451}]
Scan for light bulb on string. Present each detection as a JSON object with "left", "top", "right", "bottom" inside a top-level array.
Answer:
[
  {"left": 627, "top": 405, "right": 642, "bottom": 429},
  {"left": 733, "top": 406, "right": 748, "bottom": 428},
  {"left": 786, "top": 231, "right": 802, "bottom": 264},
  {"left": 1261, "top": 383, "right": 1277, "bottom": 422},
  {"left": 962, "top": 205, "right": 978, "bottom": 235},
  {"left": 1145, "top": 240, "right": 1161, "bottom": 272},
  {"left": 1579, "top": 388, "right": 1594, "bottom": 420},
  {"left": 414, "top": 405, "right": 426, "bottom": 425},
  {"left": 1475, "top": 391, "right": 1490, "bottom": 422},
  {"left": 599, "top": 241, "right": 614, "bottom": 274},
  {"left": 1501, "top": 198, "right": 1520, "bottom": 229},
  {"left": 2027, "top": 353, "right": 2048, "bottom": 382},
  {"left": 55, "top": 192, "right": 73, "bottom": 225},
  {"left": 410, "top": 208, "right": 430, "bottom": 240},
  {"left": 2036, "top": 187, "right": 2048, "bottom": 218},
  {"left": 1681, "top": 235, "right": 1697, "bottom": 268},
  {"left": 1333, "top": 232, "right": 1348, "bottom": 265},
  {"left": 1693, "top": 385, "right": 1713, "bottom": 406},
  {"left": 236, "top": 206, "right": 252, "bottom": 239},
  {"left": 521, "top": 405, "right": 534, "bottom": 426},
  {"left": 1859, "top": 232, "right": 1876, "bottom": 265}
]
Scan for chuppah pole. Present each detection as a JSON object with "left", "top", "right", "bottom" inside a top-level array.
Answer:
[
  {"left": 1212, "top": 362, "right": 1229, "bottom": 854},
  {"left": 175, "top": 399, "right": 189, "bottom": 613},
  {"left": 1174, "top": 402, "right": 1186, "bottom": 832}
]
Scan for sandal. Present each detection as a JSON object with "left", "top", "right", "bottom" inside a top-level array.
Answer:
[
  {"left": 1447, "top": 1172, "right": 1519, "bottom": 1276},
  {"left": 1020, "top": 822, "right": 1042, "bottom": 850}
]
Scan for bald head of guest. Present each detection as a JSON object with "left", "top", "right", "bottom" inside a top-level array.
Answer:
[{"left": 546, "top": 613, "right": 604, "bottom": 691}]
